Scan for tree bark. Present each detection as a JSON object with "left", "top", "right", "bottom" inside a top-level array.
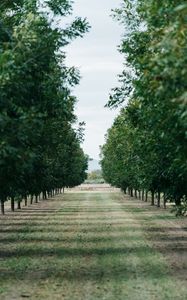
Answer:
[
  {"left": 17, "top": 200, "right": 21, "bottom": 210},
  {"left": 24, "top": 196, "right": 27, "bottom": 206},
  {"left": 11, "top": 197, "right": 15, "bottom": 212},
  {"left": 175, "top": 197, "right": 181, "bottom": 207},
  {"left": 145, "top": 191, "right": 148, "bottom": 202},
  {"left": 1, "top": 200, "right": 5, "bottom": 215},
  {"left": 44, "top": 191, "right": 47, "bottom": 199},
  {"left": 163, "top": 193, "right": 167, "bottom": 209},
  {"left": 142, "top": 189, "right": 145, "bottom": 201},
  {"left": 151, "top": 191, "right": 154, "bottom": 206},
  {"left": 157, "top": 191, "right": 161, "bottom": 207}
]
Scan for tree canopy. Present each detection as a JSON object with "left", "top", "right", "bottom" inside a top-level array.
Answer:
[
  {"left": 0, "top": 0, "right": 89, "bottom": 214},
  {"left": 101, "top": 0, "right": 187, "bottom": 214}
]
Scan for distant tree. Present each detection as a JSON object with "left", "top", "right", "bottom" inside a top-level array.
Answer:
[{"left": 88, "top": 170, "right": 103, "bottom": 181}]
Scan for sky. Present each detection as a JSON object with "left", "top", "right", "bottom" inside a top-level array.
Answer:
[{"left": 65, "top": 0, "right": 123, "bottom": 160}]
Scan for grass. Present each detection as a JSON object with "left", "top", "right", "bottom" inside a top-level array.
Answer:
[{"left": 0, "top": 191, "right": 187, "bottom": 299}]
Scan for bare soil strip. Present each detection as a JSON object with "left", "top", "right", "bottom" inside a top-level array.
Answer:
[{"left": 0, "top": 191, "right": 187, "bottom": 300}]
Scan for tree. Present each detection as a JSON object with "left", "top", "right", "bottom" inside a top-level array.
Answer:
[
  {"left": 0, "top": 0, "right": 89, "bottom": 214},
  {"left": 101, "top": 0, "right": 187, "bottom": 213}
]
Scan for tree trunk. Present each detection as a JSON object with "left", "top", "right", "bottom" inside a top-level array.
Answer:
[
  {"left": 163, "top": 193, "right": 167, "bottom": 209},
  {"left": 145, "top": 191, "right": 148, "bottom": 202},
  {"left": 17, "top": 200, "right": 21, "bottom": 210},
  {"left": 31, "top": 195, "right": 33, "bottom": 205},
  {"left": 175, "top": 197, "right": 181, "bottom": 207},
  {"left": 42, "top": 191, "right": 45, "bottom": 200},
  {"left": 24, "top": 196, "right": 27, "bottom": 206},
  {"left": 135, "top": 190, "right": 137, "bottom": 198},
  {"left": 11, "top": 197, "right": 15, "bottom": 212},
  {"left": 151, "top": 191, "right": 154, "bottom": 206},
  {"left": 1, "top": 200, "right": 5, "bottom": 215},
  {"left": 138, "top": 190, "right": 141, "bottom": 199},
  {"left": 123, "top": 188, "right": 127, "bottom": 194},
  {"left": 35, "top": 195, "right": 38, "bottom": 203},
  {"left": 63, "top": 187, "right": 65, "bottom": 194},
  {"left": 142, "top": 189, "right": 145, "bottom": 201},
  {"left": 157, "top": 191, "right": 161, "bottom": 207},
  {"left": 130, "top": 189, "right": 133, "bottom": 197}
]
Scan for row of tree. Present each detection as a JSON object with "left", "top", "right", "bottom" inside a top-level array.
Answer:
[
  {"left": 0, "top": 0, "right": 89, "bottom": 214},
  {"left": 85, "top": 170, "right": 105, "bottom": 184},
  {"left": 101, "top": 0, "right": 187, "bottom": 214}
]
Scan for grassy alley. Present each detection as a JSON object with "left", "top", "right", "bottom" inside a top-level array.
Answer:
[{"left": 0, "top": 190, "right": 187, "bottom": 300}]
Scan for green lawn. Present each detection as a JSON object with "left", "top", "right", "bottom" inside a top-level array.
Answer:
[{"left": 0, "top": 191, "right": 187, "bottom": 299}]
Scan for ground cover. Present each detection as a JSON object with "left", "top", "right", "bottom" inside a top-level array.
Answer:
[{"left": 0, "top": 190, "right": 187, "bottom": 299}]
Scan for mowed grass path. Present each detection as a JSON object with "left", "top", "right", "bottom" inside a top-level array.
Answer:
[{"left": 0, "top": 191, "right": 187, "bottom": 299}]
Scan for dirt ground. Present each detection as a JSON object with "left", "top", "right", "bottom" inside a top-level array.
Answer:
[{"left": 0, "top": 188, "right": 187, "bottom": 300}]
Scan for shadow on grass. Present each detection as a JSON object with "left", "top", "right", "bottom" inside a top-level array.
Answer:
[
  {"left": 0, "top": 221, "right": 136, "bottom": 228},
  {"left": 0, "top": 243, "right": 187, "bottom": 260},
  {"left": 0, "top": 193, "right": 186, "bottom": 293},
  {"left": 0, "top": 262, "right": 169, "bottom": 283},
  {"left": 1, "top": 225, "right": 187, "bottom": 235},
  {"left": 1, "top": 234, "right": 187, "bottom": 245},
  {"left": 0, "top": 245, "right": 169, "bottom": 283},
  {"left": 0, "top": 234, "right": 144, "bottom": 244},
  {"left": 0, "top": 207, "right": 136, "bottom": 216}
]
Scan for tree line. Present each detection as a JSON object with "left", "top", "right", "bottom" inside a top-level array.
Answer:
[
  {"left": 0, "top": 0, "right": 89, "bottom": 214},
  {"left": 101, "top": 0, "right": 187, "bottom": 215}
]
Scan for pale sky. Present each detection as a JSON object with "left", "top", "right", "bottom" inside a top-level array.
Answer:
[{"left": 66, "top": 0, "right": 123, "bottom": 160}]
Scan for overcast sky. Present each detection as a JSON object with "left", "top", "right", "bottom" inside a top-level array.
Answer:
[{"left": 66, "top": 0, "right": 123, "bottom": 160}]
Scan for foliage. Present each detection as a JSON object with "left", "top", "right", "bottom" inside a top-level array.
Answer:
[
  {"left": 101, "top": 0, "right": 187, "bottom": 213},
  {"left": 0, "top": 0, "right": 89, "bottom": 213},
  {"left": 85, "top": 170, "right": 105, "bottom": 184}
]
